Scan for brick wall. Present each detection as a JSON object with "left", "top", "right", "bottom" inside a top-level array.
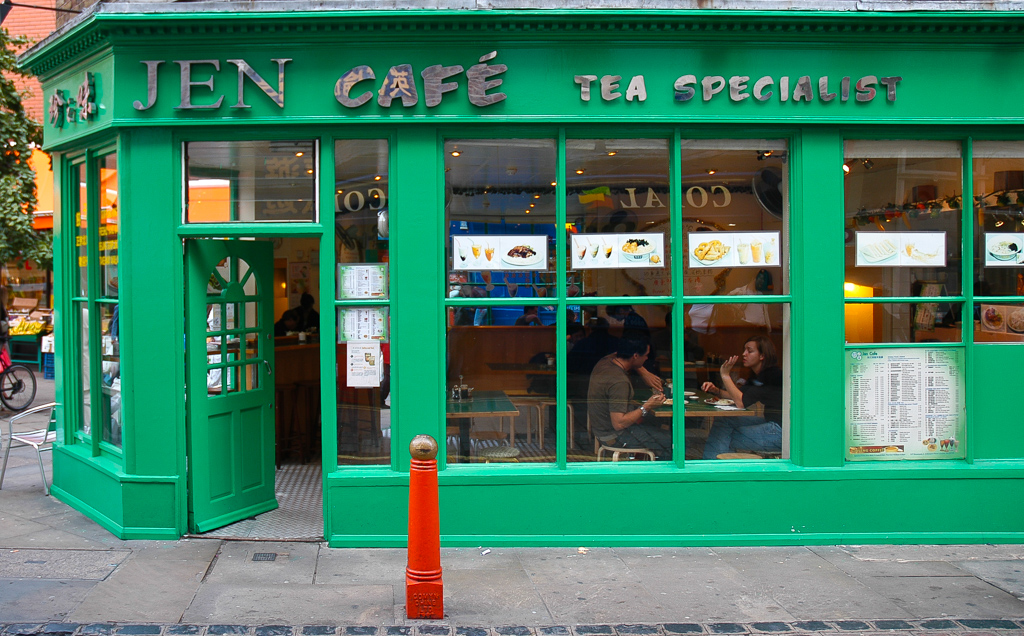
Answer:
[{"left": 3, "top": 0, "right": 56, "bottom": 122}]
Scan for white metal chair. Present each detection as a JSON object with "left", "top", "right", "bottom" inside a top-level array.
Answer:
[{"left": 1, "top": 402, "right": 58, "bottom": 495}]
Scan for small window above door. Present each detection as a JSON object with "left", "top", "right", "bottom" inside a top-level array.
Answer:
[{"left": 185, "top": 140, "right": 318, "bottom": 223}]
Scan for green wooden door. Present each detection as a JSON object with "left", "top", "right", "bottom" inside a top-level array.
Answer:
[{"left": 185, "top": 239, "right": 277, "bottom": 533}]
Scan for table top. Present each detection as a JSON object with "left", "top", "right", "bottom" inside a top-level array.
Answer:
[
  {"left": 446, "top": 390, "right": 520, "bottom": 418},
  {"left": 651, "top": 390, "right": 757, "bottom": 418}
]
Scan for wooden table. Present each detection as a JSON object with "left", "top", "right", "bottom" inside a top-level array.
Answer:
[
  {"left": 446, "top": 390, "right": 520, "bottom": 461},
  {"left": 486, "top": 362, "right": 556, "bottom": 375}
]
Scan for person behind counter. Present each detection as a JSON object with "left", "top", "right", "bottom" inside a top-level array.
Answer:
[
  {"left": 275, "top": 293, "right": 320, "bottom": 336},
  {"left": 700, "top": 335, "right": 783, "bottom": 460}
]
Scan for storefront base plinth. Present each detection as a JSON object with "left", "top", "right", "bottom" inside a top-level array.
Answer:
[
  {"left": 325, "top": 465, "right": 1024, "bottom": 548},
  {"left": 52, "top": 446, "right": 183, "bottom": 540}
]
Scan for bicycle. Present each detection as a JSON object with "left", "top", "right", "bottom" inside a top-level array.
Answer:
[{"left": 0, "top": 344, "right": 37, "bottom": 412}]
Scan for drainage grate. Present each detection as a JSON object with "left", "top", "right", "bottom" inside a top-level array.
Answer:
[{"left": 252, "top": 552, "right": 278, "bottom": 562}]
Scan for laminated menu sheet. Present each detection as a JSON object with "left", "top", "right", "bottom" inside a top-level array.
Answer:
[
  {"left": 347, "top": 341, "right": 382, "bottom": 388},
  {"left": 337, "top": 263, "right": 388, "bottom": 299},
  {"left": 845, "top": 348, "right": 965, "bottom": 460},
  {"left": 337, "top": 307, "right": 388, "bottom": 342}
]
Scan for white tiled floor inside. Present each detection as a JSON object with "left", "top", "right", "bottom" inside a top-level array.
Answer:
[{"left": 202, "top": 463, "right": 323, "bottom": 540}]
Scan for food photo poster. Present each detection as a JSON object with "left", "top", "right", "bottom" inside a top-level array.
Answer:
[
  {"left": 855, "top": 231, "right": 946, "bottom": 267},
  {"left": 984, "top": 233, "right": 1024, "bottom": 267},
  {"left": 452, "top": 235, "right": 548, "bottom": 271},
  {"left": 571, "top": 233, "right": 666, "bottom": 270},
  {"left": 687, "top": 231, "right": 780, "bottom": 269},
  {"left": 980, "top": 304, "right": 1024, "bottom": 334}
]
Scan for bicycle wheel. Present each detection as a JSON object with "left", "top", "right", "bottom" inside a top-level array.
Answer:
[{"left": 0, "top": 365, "right": 37, "bottom": 412}]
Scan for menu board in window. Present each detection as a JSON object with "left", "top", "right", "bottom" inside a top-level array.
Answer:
[
  {"left": 845, "top": 348, "right": 965, "bottom": 461},
  {"left": 337, "top": 307, "right": 389, "bottom": 342},
  {"left": 338, "top": 264, "right": 388, "bottom": 299}
]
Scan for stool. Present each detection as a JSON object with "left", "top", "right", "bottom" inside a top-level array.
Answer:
[
  {"left": 476, "top": 444, "right": 521, "bottom": 463},
  {"left": 508, "top": 398, "right": 543, "bottom": 447},
  {"left": 716, "top": 452, "right": 762, "bottom": 460},
  {"left": 295, "top": 379, "right": 322, "bottom": 462},
  {"left": 275, "top": 382, "right": 304, "bottom": 466},
  {"left": 597, "top": 444, "right": 655, "bottom": 461}
]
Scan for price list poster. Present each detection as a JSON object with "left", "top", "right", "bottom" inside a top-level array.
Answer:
[{"left": 845, "top": 348, "right": 965, "bottom": 461}]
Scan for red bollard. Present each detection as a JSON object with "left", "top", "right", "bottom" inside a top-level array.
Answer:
[{"left": 406, "top": 434, "right": 444, "bottom": 619}]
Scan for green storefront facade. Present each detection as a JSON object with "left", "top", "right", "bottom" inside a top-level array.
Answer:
[{"left": 20, "top": 8, "right": 1024, "bottom": 545}]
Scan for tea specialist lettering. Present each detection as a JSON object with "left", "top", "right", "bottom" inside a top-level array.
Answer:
[
  {"left": 131, "top": 51, "right": 507, "bottom": 111},
  {"left": 575, "top": 73, "right": 902, "bottom": 103}
]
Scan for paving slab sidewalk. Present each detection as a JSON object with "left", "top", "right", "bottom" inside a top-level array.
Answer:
[{"left": 4, "top": 385, "right": 1024, "bottom": 632}]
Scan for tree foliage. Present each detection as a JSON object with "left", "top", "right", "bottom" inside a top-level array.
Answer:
[{"left": 0, "top": 26, "right": 49, "bottom": 268}]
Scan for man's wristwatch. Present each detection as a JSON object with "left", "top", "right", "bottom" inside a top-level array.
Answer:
[{"left": 639, "top": 405, "right": 649, "bottom": 417}]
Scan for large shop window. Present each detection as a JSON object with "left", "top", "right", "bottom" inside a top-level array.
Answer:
[
  {"left": 71, "top": 151, "right": 121, "bottom": 451},
  {"left": 443, "top": 137, "right": 791, "bottom": 465},
  {"left": 843, "top": 141, "right": 966, "bottom": 461},
  {"left": 972, "top": 141, "right": 1024, "bottom": 343},
  {"left": 335, "top": 139, "right": 390, "bottom": 466},
  {"left": 185, "top": 140, "right": 317, "bottom": 223},
  {"left": 445, "top": 138, "right": 557, "bottom": 464}
]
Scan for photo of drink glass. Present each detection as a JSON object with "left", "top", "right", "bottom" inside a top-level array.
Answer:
[
  {"left": 485, "top": 244, "right": 494, "bottom": 261},
  {"left": 737, "top": 242, "right": 751, "bottom": 265},
  {"left": 751, "top": 240, "right": 763, "bottom": 263},
  {"left": 472, "top": 244, "right": 482, "bottom": 259},
  {"left": 765, "top": 238, "right": 776, "bottom": 264}
]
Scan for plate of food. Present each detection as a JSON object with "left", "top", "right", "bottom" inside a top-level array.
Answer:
[
  {"left": 704, "top": 397, "right": 735, "bottom": 406},
  {"left": 502, "top": 244, "right": 544, "bottom": 267},
  {"left": 982, "top": 306, "right": 1004, "bottom": 330},
  {"left": 988, "top": 239, "right": 1021, "bottom": 262},
  {"left": 621, "top": 237, "right": 656, "bottom": 262},
  {"left": 859, "top": 238, "right": 898, "bottom": 264},
  {"left": 683, "top": 391, "right": 697, "bottom": 397},
  {"left": 1008, "top": 308, "right": 1024, "bottom": 333},
  {"left": 692, "top": 240, "right": 731, "bottom": 266},
  {"left": 662, "top": 398, "right": 673, "bottom": 406}
]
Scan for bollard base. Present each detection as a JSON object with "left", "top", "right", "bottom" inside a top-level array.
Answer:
[{"left": 406, "top": 579, "right": 444, "bottom": 619}]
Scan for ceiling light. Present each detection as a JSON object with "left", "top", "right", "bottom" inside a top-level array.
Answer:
[
  {"left": 524, "top": 210, "right": 530, "bottom": 214},
  {"left": 534, "top": 194, "right": 541, "bottom": 199},
  {"left": 306, "top": 169, "right": 313, "bottom": 174},
  {"left": 842, "top": 164, "right": 850, "bottom": 174},
  {"left": 550, "top": 181, "right": 557, "bottom": 187},
  {"left": 607, "top": 151, "right": 617, "bottom": 156},
  {"left": 844, "top": 282, "right": 856, "bottom": 292},
  {"left": 374, "top": 175, "right": 382, "bottom": 181},
  {"left": 451, "top": 151, "right": 461, "bottom": 157},
  {"left": 575, "top": 169, "right": 585, "bottom": 175},
  {"left": 337, "top": 189, "right": 343, "bottom": 194},
  {"left": 295, "top": 152, "right": 304, "bottom": 157},
  {"left": 862, "top": 159, "right": 874, "bottom": 170},
  {"left": 529, "top": 204, "right": 535, "bottom": 208},
  {"left": 706, "top": 169, "right": 717, "bottom": 176}
]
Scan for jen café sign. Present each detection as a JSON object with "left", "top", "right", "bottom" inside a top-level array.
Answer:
[{"left": 127, "top": 51, "right": 902, "bottom": 112}]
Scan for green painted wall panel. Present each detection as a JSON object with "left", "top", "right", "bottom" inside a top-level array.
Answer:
[
  {"left": 122, "top": 480, "right": 180, "bottom": 533},
  {"left": 972, "top": 344, "right": 1024, "bottom": 459},
  {"left": 51, "top": 446, "right": 126, "bottom": 534}
]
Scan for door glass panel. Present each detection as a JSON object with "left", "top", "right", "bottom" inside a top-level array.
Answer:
[
  {"left": 245, "top": 332, "right": 259, "bottom": 361},
  {"left": 975, "top": 301, "right": 1024, "bottom": 342},
  {"left": 99, "top": 303, "right": 122, "bottom": 447},
  {"left": 566, "top": 139, "right": 670, "bottom": 298},
  {"left": 244, "top": 302, "right": 258, "bottom": 329},
  {"left": 445, "top": 139, "right": 556, "bottom": 299},
  {"left": 225, "top": 303, "right": 238, "bottom": 330},
  {"left": 844, "top": 140, "right": 963, "bottom": 298},
  {"left": 680, "top": 140, "right": 789, "bottom": 297},
  {"left": 336, "top": 322, "right": 390, "bottom": 466},
  {"left": 972, "top": 142, "right": 1024, "bottom": 298},
  {"left": 247, "top": 364, "right": 260, "bottom": 391},
  {"left": 186, "top": 140, "right": 317, "bottom": 223}
]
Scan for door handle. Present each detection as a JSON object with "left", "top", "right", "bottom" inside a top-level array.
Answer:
[{"left": 263, "top": 360, "right": 272, "bottom": 375}]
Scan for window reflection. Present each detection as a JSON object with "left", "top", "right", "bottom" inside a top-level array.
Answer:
[
  {"left": 566, "top": 140, "right": 671, "bottom": 298},
  {"left": 680, "top": 141, "right": 788, "bottom": 297},
  {"left": 682, "top": 303, "right": 788, "bottom": 460},
  {"left": 186, "top": 140, "right": 317, "bottom": 223},
  {"left": 446, "top": 305, "right": 557, "bottom": 464},
  {"left": 844, "top": 141, "right": 963, "bottom": 298},
  {"left": 446, "top": 139, "right": 556, "bottom": 300},
  {"left": 973, "top": 142, "right": 1024, "bottom": 298},
  {"left": 74, "top": 163, "right": 87, "bottom": 298},
  {"left": 845, "top": 301, "right": 962, "bottom": 344},
  {"left": 99, "top": 303, "right": 121, "bottom": 446},
  {"left": 567, "top": 304, "right": 672, "bottom": 462}
]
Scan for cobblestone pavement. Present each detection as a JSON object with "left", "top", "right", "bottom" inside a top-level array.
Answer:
[{"left": 4, "top": 621, "right": 1024, "bottom": 636}]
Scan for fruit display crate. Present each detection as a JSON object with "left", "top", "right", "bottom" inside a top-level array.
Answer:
[
  {"left": 10, "top": 334, "right": 43, "bottom": 368},
  {"left": 43, "top": 353, "right": 55, "bottom": 380}
]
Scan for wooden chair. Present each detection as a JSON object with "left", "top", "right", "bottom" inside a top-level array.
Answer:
[
  {"left": 588, "top": 414, "right": 655, "bottom": 461},
  {"left": 1, "top": 402, "right": 58, "bottom": 495}
]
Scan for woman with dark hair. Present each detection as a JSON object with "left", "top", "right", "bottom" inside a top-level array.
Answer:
[{"left": 700, "top": 335, "right": 783, "bottom": 459}]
